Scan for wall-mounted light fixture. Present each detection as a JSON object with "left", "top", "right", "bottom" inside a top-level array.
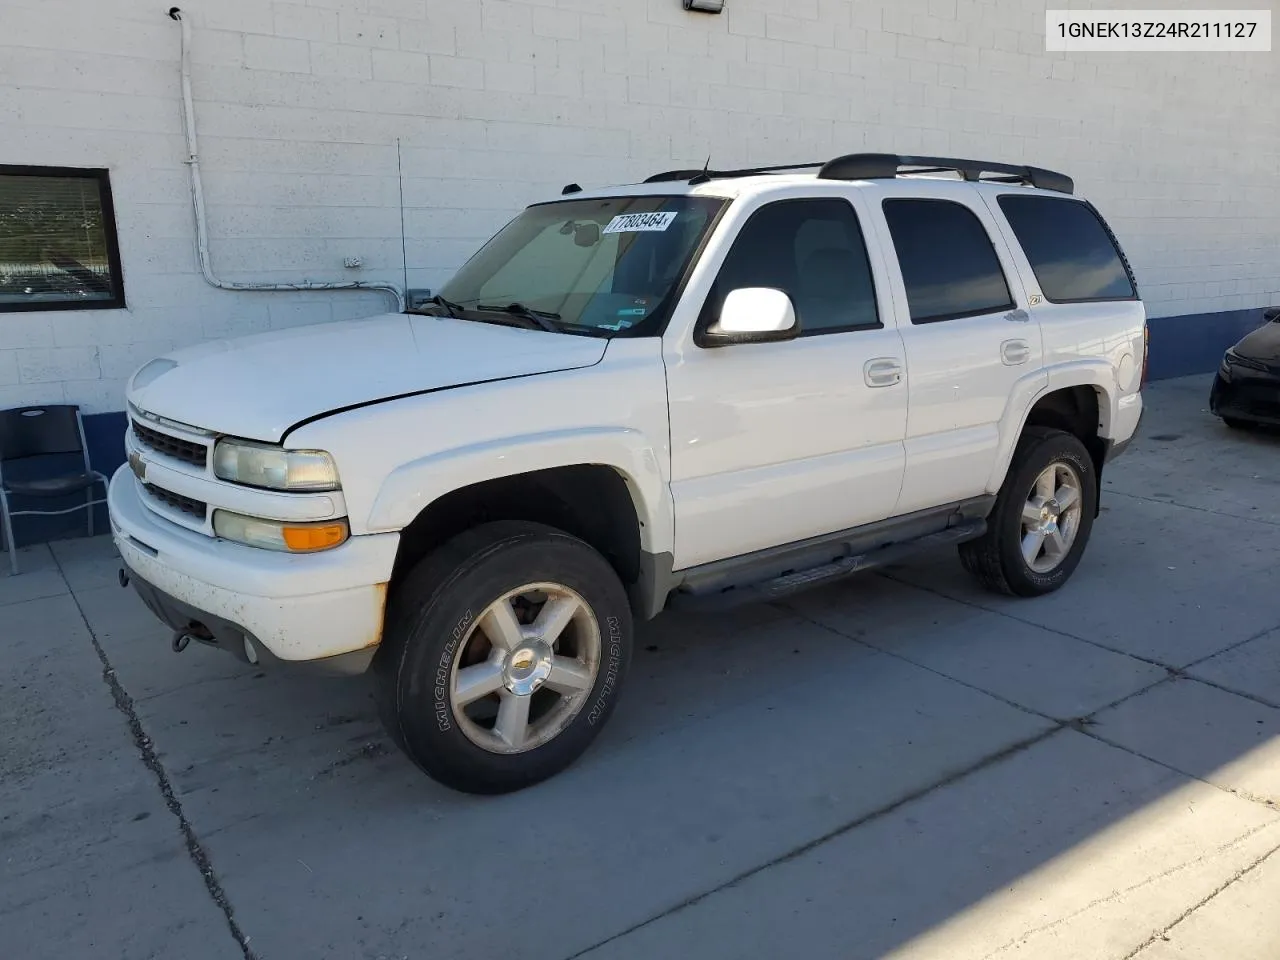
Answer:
[{"left": 683, "top": 0, "right": 725, "bottom": 13}]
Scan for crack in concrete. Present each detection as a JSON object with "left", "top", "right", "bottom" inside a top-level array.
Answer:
[
  {"left": 1119, "top": 838, "right": 1280, "bottom": 960},
  {"left": 562, "top": 725, "right": 1066, "bottom": 960},
  {"left": 878, "top": 570, "right": 1179, "bottom": 671},
  {"left": 984, "top": 820, "right": 1280, "bottom": 958},
  {"left": 789, "top": 588, "right": 1280, "bottom": 815},
  {"left": 55, "top": 553, "right": 259, "bottom": 960},
  {"left": 1104, "top": 488, "right": 1280, "bottom": 529}
]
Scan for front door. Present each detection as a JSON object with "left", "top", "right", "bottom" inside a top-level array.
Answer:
[{"left": 664, "top": 193, "right": 909, "bottom": 570}]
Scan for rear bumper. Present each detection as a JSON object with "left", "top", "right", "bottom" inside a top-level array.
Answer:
[
  {"left": 1105, "top": 391, "right": 1144, "bottom": 462},
  {"left": 108, "top": 465, "right": 399, "bottom": 668}
]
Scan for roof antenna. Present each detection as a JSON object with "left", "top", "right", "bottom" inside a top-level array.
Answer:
[{"left": 689, "top": 155, "right": 712, "bottom": 186}]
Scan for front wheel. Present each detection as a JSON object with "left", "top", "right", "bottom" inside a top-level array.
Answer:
[
  {"left": 374, "top": 521, "right": 633, "bottom": 794},
  {"left": 959, "top": 427, "right": 1098, "bottom": 597}
]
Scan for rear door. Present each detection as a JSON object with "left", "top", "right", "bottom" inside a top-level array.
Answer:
[
  {"left": 981, "top": 191, "right": 1145, "bottom": 391},
  {"left": 868, "top": 183, "right": 1046, "bottom": 514}
]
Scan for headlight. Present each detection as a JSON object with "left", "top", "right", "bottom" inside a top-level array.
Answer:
[
  {"left": 1223, "top": 349, "right": 1267, "bottom": 374},
  {"left": 213, "top": 511, "right": 349, "bottom": 553},
  {"left": 213, "top": 439, "right": 340, "bottom": 492}
]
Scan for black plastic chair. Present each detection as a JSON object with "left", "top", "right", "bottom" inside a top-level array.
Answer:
[{"left": 0, "top": 404, "right": 108, "bottom": 576}]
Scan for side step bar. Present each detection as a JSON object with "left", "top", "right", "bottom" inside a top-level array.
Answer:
[{"left": 667, "top": 520, "right": 986, "bottom": 612}]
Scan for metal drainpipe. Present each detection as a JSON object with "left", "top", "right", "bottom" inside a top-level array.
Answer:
[{"left": 167, "top": 8, "right": 405, "bottom": 313}]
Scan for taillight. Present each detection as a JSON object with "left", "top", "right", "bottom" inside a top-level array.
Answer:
[{"left": 1140, "top": 323, "right": 1150, "bottom": 389}]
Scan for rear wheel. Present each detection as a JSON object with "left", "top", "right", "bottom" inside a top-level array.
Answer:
[
  {"left": 959, "top": 428, "right": 1097, "bottom": 597},
  {"left": 374, "top": 521, "right": 632, "bottom": 794}
]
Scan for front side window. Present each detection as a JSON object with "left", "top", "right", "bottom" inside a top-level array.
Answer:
[
  {"left": 0, "top": 166, "right": 124, "bottom": 312},
  {"left": 703, "top": 198, "right": 880, "bottom": 335},
  {"left": 436, "top": 195, "right": 726, "bottom": 337},
  {"left": 883, "top": 198, "right": 1015, "bottom": 324},
  {"left": 997, "top": 195, "right": 1136, "bottom": 303}
]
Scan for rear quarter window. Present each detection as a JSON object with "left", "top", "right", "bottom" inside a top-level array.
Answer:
[{"left": 997, "top": 195, "right": 1137, "bottom": 303}]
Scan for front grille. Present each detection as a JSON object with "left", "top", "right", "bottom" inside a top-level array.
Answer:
[
  {"left": 143, "top": 483, "right": 207, "bottom": 519},
  {"left": 132, "top": 419, "right": 208, "bottom": 468}
]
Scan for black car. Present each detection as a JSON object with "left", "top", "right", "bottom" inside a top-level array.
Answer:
[{"left": 1210, "top": 308, "right": 1280, "bottom": 428}]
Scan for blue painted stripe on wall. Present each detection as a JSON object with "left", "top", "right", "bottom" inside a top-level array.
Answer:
[
  {"left": 1145, "top": 307, "right": 1270, "bottom": 381},
  {"left": 5, "top": 304, "right": 1272, "bottom": 552}
]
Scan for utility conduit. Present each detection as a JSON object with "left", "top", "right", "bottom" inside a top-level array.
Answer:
[{"left": 168, "top": 8, "right": 405, "bottom": 313}]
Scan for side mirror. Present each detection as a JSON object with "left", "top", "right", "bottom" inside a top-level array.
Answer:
[
  {"left": 699, "top": 287, "right": 799, "bottom": 347},
  {"left": 1264, "top": 307, "right": 1279, "bottom": 323}
]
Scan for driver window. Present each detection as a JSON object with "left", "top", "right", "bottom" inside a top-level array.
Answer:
[{"left": 703, "top": 198, "right": 880, "bottom": 335}]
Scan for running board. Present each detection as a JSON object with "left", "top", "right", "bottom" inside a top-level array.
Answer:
[{"left": 667, "top": 520, "right": 986, "bottom": 612}]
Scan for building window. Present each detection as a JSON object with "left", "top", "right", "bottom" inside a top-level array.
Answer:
[{"left": 0, "top": 166, "right": 124, "bottom": 313}]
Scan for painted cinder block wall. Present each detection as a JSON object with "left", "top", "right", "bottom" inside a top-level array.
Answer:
[{"left": 1, "top": 0, "right": 1277, "bottom": 539}]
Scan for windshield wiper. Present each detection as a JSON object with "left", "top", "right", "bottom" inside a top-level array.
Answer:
[
  {"left": 426, "top": 294, "right": 466, "bottom": 318},
  {"left": 474, "top": 302, "right": 561, "bottom": 333}
]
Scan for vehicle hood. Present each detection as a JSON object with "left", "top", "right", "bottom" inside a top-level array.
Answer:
[
  {"left": 128, "top": 313, "right": 607, "bottom": 442},
  {"left": 1233, "top": 319, "right": 1280, "bottom": 366}
]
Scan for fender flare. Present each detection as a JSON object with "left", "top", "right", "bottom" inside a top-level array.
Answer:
[
  {"left": 985, "top": 360, "right": 1118, "bottom": 493},
  {"left": 364, "top": 426, "right": 673, "bottom": 555}
]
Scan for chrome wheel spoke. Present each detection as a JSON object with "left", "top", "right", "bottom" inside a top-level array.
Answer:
[
  {"left": 1055, "top": 484, "right": 1080, "bottom": 512},
  {"left": 1044, "top": 528, "right": 1069, "bottom": 560},
  {"left": 479, "top": 600, "right": 524, "bottom": 653},
  {"left": 533, "top": 594, "right": 580, "bottom": 645},
  {"left": 494, "top": 691, "right": 532, "bottom": 749},
  {"left": 1021, "top": 530, "right": 1046, "bottom": 565},
  {"left": 545, "top": 656, "right": 593, "bottom": 694},
  {"left": 1035, "top": 467, "right": 1057, "bottom": 501},
  {"left": 453, "top": 660, "right": 504, "bottom": 707},
  {"left": 1022, "top": 500, "right": 1044, "bottom": 525}
]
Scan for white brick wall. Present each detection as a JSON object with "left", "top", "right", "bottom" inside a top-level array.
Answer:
[{"left": 1, "top": 0, "right": 1277, "bottom": 411}]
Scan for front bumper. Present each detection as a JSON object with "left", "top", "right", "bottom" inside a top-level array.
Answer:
[
  {"left": 109, "top": 466, "right": 399, "bottom": 670},
  {"left": 1210, "top": 371, "right": 1280, "bottom": 426}
]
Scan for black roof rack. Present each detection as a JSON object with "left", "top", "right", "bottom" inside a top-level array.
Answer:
[
  {"left": 642, "top": 153, "right": 1074, "bottom": 195},
  {"left": 819, "top": 153, "right": 1074, "bottom": 194}
]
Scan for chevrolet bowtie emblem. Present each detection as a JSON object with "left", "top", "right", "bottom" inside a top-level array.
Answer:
[{"left": 128, "top": 451, "right": 147, "bottom": 482}]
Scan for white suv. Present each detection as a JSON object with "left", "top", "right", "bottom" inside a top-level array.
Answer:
[{"left": 111, "top": 153, "right": 1146, "bottom": 794}]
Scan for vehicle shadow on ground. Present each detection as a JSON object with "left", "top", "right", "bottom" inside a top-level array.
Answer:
[{"left": 26, "top": 377, "right": 1280, "bottom": 960}]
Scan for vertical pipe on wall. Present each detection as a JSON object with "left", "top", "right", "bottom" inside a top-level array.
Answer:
[{"left": 167, "top": 8, "right": 405, "bottom": 312}]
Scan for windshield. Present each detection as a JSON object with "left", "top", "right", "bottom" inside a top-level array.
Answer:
[{"left": 435, "top": 195, "right": 727, "bottom": 337}]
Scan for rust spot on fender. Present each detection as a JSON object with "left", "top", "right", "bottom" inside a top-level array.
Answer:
[{"left": 361, "top": 582, "right": 389, "bottom": 649}]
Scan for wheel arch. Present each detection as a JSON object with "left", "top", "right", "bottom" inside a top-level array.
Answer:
[
  {"left": 374, "top": 431, "right": 674, "bottom": 619},
  {"left": 990, "top": 365, "right": 1119, "bottom": 512}
]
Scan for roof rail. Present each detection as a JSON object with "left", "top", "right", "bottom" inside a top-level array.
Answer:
[
  {"left": 818, "top": 153, "right": 1074, "bottom": 194},
  {"left": 640, "top": 153, "right": 1073, "bottom": 194}
]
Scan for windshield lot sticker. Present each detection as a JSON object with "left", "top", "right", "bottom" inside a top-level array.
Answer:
[{"left": 603, "top": 212, "right": 678, "bottom": 234}]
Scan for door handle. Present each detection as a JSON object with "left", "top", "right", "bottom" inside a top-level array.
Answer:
[
  {"left": 864, "top": 358, "right": 903, "bottom": 387},
  {"left": 1001, "top": 339, "right": 1031, "bottom": 366},
  {"left": 1005, "top": 308, "right": 1031, "bottom": 323}
]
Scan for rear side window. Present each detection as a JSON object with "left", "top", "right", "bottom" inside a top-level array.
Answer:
[
  {"left": 706, "top": 198, "right": 880, "bottom": 335},
  {"left": 997, "top": 195, "right": 1136, "bottom": 303},
  {"left": 882, "top": 199, "right": 1014, "bottom": 324}
]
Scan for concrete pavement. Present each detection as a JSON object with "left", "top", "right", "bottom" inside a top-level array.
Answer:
[{"left": 2, "top": 374, "right": 1278, "bottom": 960}]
